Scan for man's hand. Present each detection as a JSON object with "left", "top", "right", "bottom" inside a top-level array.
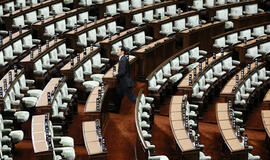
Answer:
[{"left": 113, "top": 71, "right": 117, "bottom": 77}]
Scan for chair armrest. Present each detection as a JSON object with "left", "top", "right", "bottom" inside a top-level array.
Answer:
[
  {"left": 199, "top": 50, "right": 207, "bottom": 55},
  {"left": 145, "top": 97, "right": 154, "bottom": 103},
  {"left": 63, "top": 7, "right": 70, "bottom": 12},
  {"left": 26, "top": 79, "right": 35, "bottom": 84},
  {"left": 232, "top": 60, "right": 240, "bottom": 65},
  {"left": 145, "top": 36, "right": 153, "bottom": 41},
  {"left": 0, "top": 30, "right": 8, "bottom": 36},
  {"left": 116, "top": 26, "right": 124, "bottom": 31},
  {"left": 213, "top": 44, "right": 221, "bottom": 48},
  {"left": 101, "top": 57, "right": 109, "bottom": 63},
  {"left": 66, "top": 48, "right": 74, "bottom": 54},
  {"left": 32, "top": 39, "right": 41, "bottom": 44},
  {"left": 68, "top": 88, "right": 77, "bottom": 93},
  {"left": 258, "top": 8, "right": 264, "bottom": 12}
]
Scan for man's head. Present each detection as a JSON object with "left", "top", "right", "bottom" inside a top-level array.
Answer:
[{"left": 117, "top": 46, "right": 125, "bottom": 57}]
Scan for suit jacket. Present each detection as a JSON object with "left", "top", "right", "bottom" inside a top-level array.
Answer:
[{"left": 116, "top": 55, "right": 134, "bottom": 89}]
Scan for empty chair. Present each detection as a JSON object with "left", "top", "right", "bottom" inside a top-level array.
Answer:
[
  {"left": 154, "top": 7, "right": 165, "bottom": 19},
  {"left": 265, "top": 24, "right": 270, "bottom": 34},
  {"left": 79, "top": 0, "right": 93, "bottom": 6},
  {"left": 78, "top": 12, "right": 90, "bottom": 25},
  {"left": 33, "top": 59, "right": 47, "bottom": 76},
  {"left": 216, "top": 0, "right": 225, "bottom": 5},
  {"left": 0, "top": 51, "right": 8, "bottom": 67},
  {"left": 251, "top": 72, "right": 263, "bottom": 87},
  {"left": 111, "top": 41, "right": 122, "bottom": 55},
  {"left": 49, "top": 49, "right": 61, "bottom": 64},
  {"left": 192, "top": 83, "right": 204, "bottom": 99},
  {"left": 131, "top": 0, "right": 142, "bottom": 9},
  {"left": 245, "top": 78, "right": 255, "bottom": 93},
  {"left": 77, "top": 33, "right": 87, "bottom": 47},
  {"left": 226, "top": 33, "right": 240, "bottom": 45},
  {"left": 132, "top": 13, "right": 144, "bottom": 26},
  {"left": 179, "top": 52, "right": 199, "bottom": 71},
  {"left": 53, "top": 147, "right": 75, "bottom": 160},
  {"left": 198, "top": 76, "right": 210, "bottom": 91},
  {"left": 44, "top": 24, "right": 55, "bottom": 38},
  {"left": 55, "top": 92, "right": 68, "bottom": 109},
  {"left": 22, "top": 34, "right": 40, "bottom": 49},
  {"left": 238, "top": 29, "right": 253, "bottom": 41},
  {"left": 205, "top": 69, "right": 218, "bottom": 83},
  {"left": 199, "top": 151, "right": 211, "bottom": 160},
  {"left": 106, "top": 3, "right": 118, "bottom": 16},
  {"left": 38, "top": 7, "right": 50, "bottom": 19},
  {"left": 74, "top": 66, "right": 99, "bottom": 92},
  {"left": 244, "top": 4, "right": 258, "bottom": 15},
  {"left": 189, "top": 47, "right": 207, "bottom": 61},
  {"left": 148, "top": 77, "right": 161, "bottom": 92},
  {"left": 170, "top": 57, "right": 183, "bottom": 72},
  {"left": 118, "top": 1, "right": 129, "bottom": 12},
  {"left": 160, "top": 22, "right": 175, "bottom": 36},
  {"left": 259, "top": 42, "right": 270, "bottom": 56},
  {"left": 213, "top": 36, "right": 228, "bottom": 49},
  {"left": 61, "top": 83, "right": 77, "bottom": 101},
  {"left": 173, "top": 18, "right": 187, "bottom": 32},
  {"left": 239, "top": 85, "right": 250, "bottom": 99},
  {"left": 204, "top": 0, "right": 214, "bottom": 7},
  {"left": 143, "top": 10, "right": 154, "bottom": 22},
  {"left": 87, "top": 29, "right": 98, "bottom": 46},
  {"left": 52, "top": 101, "right": 65, "bottom": 120},
  {"left": 191, "top": 0, "right": 204, "bottom": 11},
  {"left": 252, "top": 26, "right": 266, "bottom": 37},
  {"left": 215, "top": 9, "right": 234, "bottom": 29},
  {"left": 107, "top": 21, "right": 123, "bottom": 35},
  {"left": 83, "top": 59, "right": 104, "bottom": 83},
  {"left": 12, "top": 15, "right": 26, "bottom": 29},
  {"left": 25, "top": 11, "right": 38, "bottom": 25},
  {"left": 4, "top": 2, "right": 15, "bottom": 13},
  {"left": 58, "top": 43, "right": 70, "bottom": 59},
  {"left": 123, "top": 36, "right": 136, "bottom": 51},
  {"left": 51, "top": 3, "right": 66, "bottom": 14},
  {"left": 66, "top": 16, "right": 77, "bottom": 29},
  {"left": 134, "top": 31, "right": 152, "bottom": 47},
  {"left": 155, "top": 69, "right": 167, "bottom": 85},
  {"left": 245, "top": 46, "right": 262, "bottom": 60},
  {"left": 165, "top": 5, "right": 176, "bottom": 16},
  {"left": 229, "top": 6, "right": 243, "bottom": 18},
  {"left": 97, "top": 25, "right": 108, "bottom": 39},
  {"left": 186, "top": 15, "right": 199, "bottom": 28},
  {"left": 235, "top": 91, "right": 246, "bottom": 105},
  {"left": 13, "top": 40, "right": 25, "bottom": 55},
  {"left": 222, "top": 57, "right": 239, "bottom": 71},
  {"left": 55, "top": 20, "right": 68, "bottom": 34},
  {"left": 213, "top": 63, "right": 226, "bottom": 77},
  {"left": 162, "top": 63, "right": 183, "bottom": 84},
  {"left": 42, "top": 54, "right": 54, "bottom": 69},
  {"left": 258, "top": 67, "right": 270, "bottom": 81},
  {"left": 3, "top": 45, "right": 16, "bottom": 61},
  {"left": 91, "top": 53, "right": 108, "bottom": 70}
]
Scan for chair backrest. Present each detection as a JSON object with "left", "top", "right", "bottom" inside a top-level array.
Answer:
[
  {"left": 213, "top": 63, "right": 222, "bottom": 73},
  {"left": 88, "top": 29, "right": 97, "bottom": 43},
  {"left": 131, "top": 0, "right": 142, "bottom": 9},
  {"left": 92, "top": 53, "right": 101, "bottom": 65},
  {"left": 247, "top": 46, "right": 258, "bottom": 56},
  {"left": 123, "top": 36, "right": 134, "bottom": 49},
  {"left": 38, "top": 7, "right": 50, "bottom": 19},
  {"left": 34, "top": 59, "right": 43, "bottom": 71},
  {"left": 161, "top": 22, "right": 173, "bottom": 33},
  {"left": 133, "top": 13, "right": 143, "bottom": 23},
  {"left": 171, "top": 57, "right": 180, "bottom": 68},
  {"left": 230, "top": 6, "right": 243, "bottom": 17},
  {"left": 107, "top": 21, "right": 117, "bottom": 34},
  {"left": 187, "top": 15, "right": 199, "bottom": 27},
  {"left": 56, "top": 19, "right": 66, "bottom": 31},
  {"left": 67, "top": 15, "right": 77, "bottom": 27},
  {"left": 23, "top": 34, "right": 33, "bottom": 46},
  {"left": 155, "top": 7, "right": 165, "bottom": 18},
  {"left": 51, "top": 2, "right": 63, "bottom": 14},
  {"left": 227, "top": 33, "right": 238, "bottom": 43},
  {"left": 3, "top": 45, "right": 13, "bottom": 58},
  {"left": 13, "top": 15, "right": 25, "bottom": 27},
  {"left": 144, "top": 10, "right": 153, "bottom": 22},
  {"left": 58, "top": 43, "right": 67, "bottom": 56},
  {"left": 97, "top": 25, "right": 107, "bottom": 37},
  {"left": 245, "top": 4, "right": 258, "bottom": 15},
  {"left": 205, "top": 69, "right": 213, "bottom": 79},
  {"left": 4, "top": 96, "right": 11, "bottom": 110},
  {"left": 4, "top": 2, "right": 15, "bottom": 12},
  {"left": 26, "top": 11, "right": 37, "bottom": 23},
  {"left": 0, "top": 51, "right": 5, "bottom": 65},
  {"left": 118, "top": 1, "right": 129, "bottom": 11},
  {"left": 112, "top": 41, "right": 122, "bottom": 54},
  {"left": 166, "top": 5, "right": 176, "bottom": 15},
  {"left": 106, "top": 3, "right": 117, "bottom": 15},
  {"left": 239, "top": 29, "right": 251, "bottom": 39},
  {"left": 199, "top": 75, "right": 205, "bottom": 86},
  {"left": 245, "top": 78, "right": 251, "bottom": 88},
  {"left": 49, "top": 48, "right": 58, "bottom": 60},
  {"left": 83, "top": 59, "right": 92, "bottom": 74},
  {"left": 253, "top": 26, "right": 264, "bottom": 36},
  {"left": 179, "top": 52, "right": 189, "bottom": 64},
  {"left": 217, "top": 0, "right": 225, "bottom": 4},
  {"left": 189, "top": 47, "right": 199, "bottom": 58},
  {"left": 260, "top": 42, "right": 270, "bottom": 52},
  {"left": 155, "top": 69, "right": 163, "bottom": 81},
  {"left": 74, "top": 66, "right": 84, "bottom": 81},
  {"left": 215, "top": 36, "right": 226, "bottom": 47},
  {"left": 79, "top": 11, "right": 89, "bottom": 22},
  {"left": 216, "top": 9, "right": 228, "bottom": 21},
  {"left": 42, "top": 54, "right": 51, "bottom": 66},
  {"left": 134, "top": 31, "right": 146, "bottom": 45},
  {"left": 13, "top": 40, "right": 23, "bottom": 54},
  {"left": 144, "top": 0, "right": 154, "bottom": 5},
  {"left": 193, "top": 0, "right": 203, "bottom": 9},
  {"left": 174, "top": 18, "right": 186, "bottom": 30},
  {"left": 162, "top": 63, "right": 171, "bottom": 75},
  {"left": 80, "top": 0, "right": 93, "bottom": 6},
  {"left": 205, "top": 0, "right": 214, "bottom": 7},
  {"left": 78, "top": 33, "right": 87, "bottom": 46},
  {"left": 192, "top": 83, "right": 200, "bottom": 94},
  {"left": 45, "top": 24, "right": 55, "bottom": 35},
  {"left": 149, "top": 76, "right": 157, "bottom": 87}
]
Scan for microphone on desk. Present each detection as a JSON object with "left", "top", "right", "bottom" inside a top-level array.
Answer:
[
  {"left": 9, "top": 7, "right": 12, "bottom": 15},
  {"left": 38, "top": 44, "right": 42, "bottom": 53},
  {"left": 9, "top": 31, "right": 12, "bottom": 40},
  {"left": 243, "top": 37, "right": 247, "bottom": 46},
  {"left": 248, "top": 63, "right": 251, "bottom": 72},
  {"left": 19, "top": 25, "right": 22, "bottom": 35},
  {"left": 84, "top": 19, "right": 87, "bottom": 28},
  {"left": 46, "top": 40, "right": 49, "bottom": 48},
  {"left": 20, "top": 3, "right": 23, "bottom": 11},
  {"left": 41, "top": 15, "right": 44, "bottom": 24},
  {"left": 74, "top": 23, "right": 78, "bottom": 32},
  {"left": 0, "top": 38, "right": 2, "bottom": 45},
  {"left": 0, "top": 87, "right": 3, "bottom": 98},
  {"left": 189, "top": 74, "right": 192, "bottom": 86}
]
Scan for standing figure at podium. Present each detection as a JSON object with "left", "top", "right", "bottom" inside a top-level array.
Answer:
[{"left": 109, "top": 46, "right": 137, "bottom": 113}]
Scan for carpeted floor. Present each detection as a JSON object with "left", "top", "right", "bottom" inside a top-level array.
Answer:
[{"left": 13, "top": 81, "right": 270, "bottom": 160}]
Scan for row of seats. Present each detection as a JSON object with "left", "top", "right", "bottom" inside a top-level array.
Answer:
[
  {"left": 0, "top": 114, "right": 25, "bottom": 160},
  {"left": 213, "top": 23, "right": 270, "bottom": 50},
  {"left": 0, "top": 33, "right": 41, "bottom": 66},
  {"left": 131, "top": 4, "right": 179, "bottom": 26},
  {"left": 148, "top": 46, "right": 207, "bottom": 102},
  {"left": 10, "top": 2, "right": 70, "bottom": 29},
  {"left": 77, "top": 20, "right": 124, "bottom": 48},
  {"left": 136, "top": 92, "right": 169, "bottom": 160}
]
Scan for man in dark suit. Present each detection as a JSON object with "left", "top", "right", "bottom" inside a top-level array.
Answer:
[{"left": 109, "top": 46, "right": 136, "bottom": 113}]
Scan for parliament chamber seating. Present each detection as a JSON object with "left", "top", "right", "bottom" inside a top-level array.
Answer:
[{"left": 0, "top": 0, "right": 269, "bottom": 159}]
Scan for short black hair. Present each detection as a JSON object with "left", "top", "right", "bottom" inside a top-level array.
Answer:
[{"left": 119, "top": 45, "right": 127, "bottom": 53}]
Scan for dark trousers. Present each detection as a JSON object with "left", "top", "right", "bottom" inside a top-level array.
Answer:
[{"left": 115, "top": 86, "right": 136, "bottom": 110}]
